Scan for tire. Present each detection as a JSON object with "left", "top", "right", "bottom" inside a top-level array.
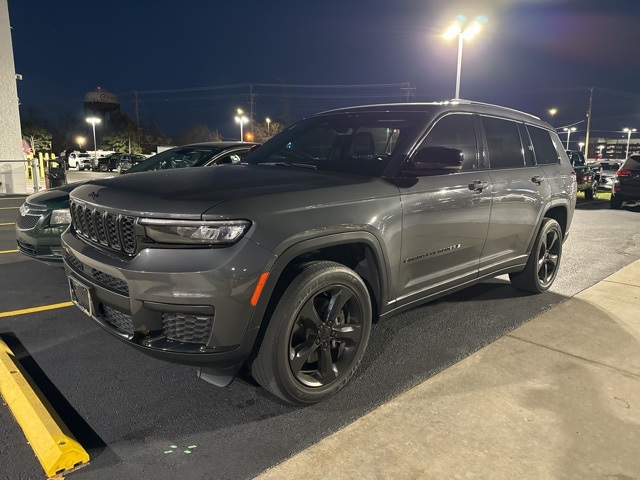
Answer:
[
  {"left": 509, "top": 218, "right": 563, "bottom": 294},
  {"left": 99, "top": 163, "right": 108, "bottom": 172},
  {"left": 584, "top": 181, "right": 598, "bottom": 200},
  {"left": 610, "top": 195, "right": 623, "bottom": 209},
  {"left": 250, "top": 261, "right": 372, "bottom": 405}
]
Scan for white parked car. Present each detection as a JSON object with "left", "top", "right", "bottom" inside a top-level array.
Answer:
[{"left": 67, "top": 151, "right": 92, "bottom": 170}]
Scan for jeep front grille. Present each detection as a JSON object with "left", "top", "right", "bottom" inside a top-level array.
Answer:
[{"left": 70, "top": 200, "right": 137, "bottom": 254}]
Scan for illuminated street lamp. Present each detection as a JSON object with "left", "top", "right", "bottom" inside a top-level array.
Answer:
[
  {"left": 443, "top": 17, "right": 483, "bottom": 99},
  {"left": 76, "top": 136, "right": 86, "bottom": 149},
  {"left": 623, "top": 127, "right": 636, "bottom": 158},
  {"left": 578, "top": 142, "right": 585, "bottom": 152},
  {"left": 266, "top": 117, "right": 271, "bottom": 136},
  {"left": 563, "top": 127, "right": 576, "bottom": 149},
  {"left": 86, "top": 117, "right": 101, "bottom": 161},
  {"left": 235, "top": 114, "right": 248, "bottom": 142},
  {"left": 548, "top": 108, "right": 558, "bottom": 117}
]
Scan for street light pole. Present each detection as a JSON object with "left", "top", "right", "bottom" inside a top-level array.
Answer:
[
  {"left": 235, "top": 113, "right": 248, "bottom": 142},
  {"left": 86, "top": 117, "right": 101, "bottom": 161},
  {"left": 266, "top": 117, "right": 271, "bottom": 137},
  {"left": 563, "top": 127, "right": 576, "bottom": 150},
  {"left": 623, "top": 127, "right": 636, "bottom": 158},
  {"left": 443, "top": 19, "right": 482, "bottom": 99}
]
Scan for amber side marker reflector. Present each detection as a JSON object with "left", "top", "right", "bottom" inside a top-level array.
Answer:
[
  {"left": 251, "top": 272, "right": 270, "bottom": 307},
  {"left": 0, "top": 338, "right": 90, "bottom": 477}
]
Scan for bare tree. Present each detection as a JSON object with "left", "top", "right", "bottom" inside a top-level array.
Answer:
[
  {"left": 253, "top": 121, "right": 285, "bottom": 143},
  {"left": 175, "top": 124, "right": 222, "bottom": 145}
]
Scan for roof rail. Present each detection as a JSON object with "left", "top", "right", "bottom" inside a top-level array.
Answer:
[{"left": 448, "top": 99, "right": 541, "bottom": 121}]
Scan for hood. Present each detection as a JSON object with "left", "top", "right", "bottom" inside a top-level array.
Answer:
[
  {"left": 25, "top": 181, "right": 85, "bottom": 209},
  {"left": 70, "top": 164, "right": 373, "bottom": 219}
]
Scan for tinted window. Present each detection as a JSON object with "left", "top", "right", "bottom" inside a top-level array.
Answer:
[
  {"left": 529, "top": 126, "right": 561, "bottom": 165},
  {"left": 623, "top": 155, "right": 640, "bottom": 170},
  {"left": 411, "top": 114, "right": 478, "bottom": 174},
  {"left": 245, "top": 112, "right": 425, "bottom": 176},
  {"left": 126, "top": 146, "right": 222, "bottom": 173},
  {"left": 518, "top": 124, "right": 535, "bottom": 167},
  {"left": 482, "top": 117, "right": 525, "bottom": 169}
]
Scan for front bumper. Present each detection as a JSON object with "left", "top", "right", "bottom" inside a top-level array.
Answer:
[
  {"left": 15, "top": 220, "right": 67, "bottom": 265},
  {"left": 61, "top": 230, "right": 276, "bottom": 367}
]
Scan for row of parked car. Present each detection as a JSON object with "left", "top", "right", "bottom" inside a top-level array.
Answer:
[{"left": 566, "top": 149, "right": 640, "bottom": 208}]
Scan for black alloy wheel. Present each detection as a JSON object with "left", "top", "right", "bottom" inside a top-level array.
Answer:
[
  {"left": 510, "top": 218, "right": 563, "bottom": 293},
  {"left": 250, "top": 261, "right": 372, "bottom": 404},
  {"left": 99, "top": 163, "right": 108, "bottom": 172}
]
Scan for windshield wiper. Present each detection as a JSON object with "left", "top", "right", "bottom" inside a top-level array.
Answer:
[{"left": 258, "top": 161, "right": 317, "bottom": 169}]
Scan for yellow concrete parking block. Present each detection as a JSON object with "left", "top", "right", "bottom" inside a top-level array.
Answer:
[
  {"left": 0, "top": 339, "right": 90, "bottom": 477},
  {"left": 0, "top": 249, "right": 19, "bottom": 254},
  {"left": 0, "top": 206, "right": 19, "bottom": 210},
  {"left": 0, "top": 222, "right": 16, "bottom": 226}
]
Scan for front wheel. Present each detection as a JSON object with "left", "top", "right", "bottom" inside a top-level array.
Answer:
[
  {"left": 509, "top": 218, "right": 563, "bottom": 293},
  {"left": 250, "top": 261, "right": 372, "bottom": 405},
  {"left": 99, "top": 163, "right": 108, "bottom": 172}
]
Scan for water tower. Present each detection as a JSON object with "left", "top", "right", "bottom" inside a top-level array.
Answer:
[{"left": 83, "top": 86, "right": 120, "bottom": 120}]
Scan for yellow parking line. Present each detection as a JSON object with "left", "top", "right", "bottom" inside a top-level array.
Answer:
[
  {"left": 0, "top": 222, "right": 16, "bottom": 226},
  {"left": 0, "top": 206, "right": 19, "bottom": 210},
  {"left": 0, "top": 250, "right": 19, "bottom": 254},
  {"left": 0, "top": 302, "right": 74, "bottom": 318},
  {"left": 0, "top": 338, "right": 90, "bottom": 477}
]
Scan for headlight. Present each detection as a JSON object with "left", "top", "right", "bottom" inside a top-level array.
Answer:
[
  {"left": 50, "top": 209, "right": 72, "bottom": 226},
  {"left": 139, "top": 219, "right": 250, "bottom": 245}
]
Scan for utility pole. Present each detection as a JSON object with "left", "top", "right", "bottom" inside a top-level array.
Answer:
[
  {"left": 584, "top": 87, "right": 593, "bottom": 159},
  {"left": 249, "top": 83, "right": 256, "bottom": 136},
  {"left": 401, "top": 82, "right": 416, "bottom": 102},
  {"left": 134, "top": 90, "right": 140, "bottom": 128}
]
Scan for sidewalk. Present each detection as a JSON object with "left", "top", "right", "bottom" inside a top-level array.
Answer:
[{"left": 258, "top": 260, "right": 640, "bottom": 479}]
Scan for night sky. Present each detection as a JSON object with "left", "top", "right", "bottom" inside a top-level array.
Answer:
[{"left": 8, "top": 0, "right": 640, "bottom": 143}]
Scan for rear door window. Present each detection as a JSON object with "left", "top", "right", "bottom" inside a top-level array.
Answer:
[
  {"left": 528, "top": 126, "right": 561, "bottom": 165},
  {"left": 481, "top": 116, "right": 526, "bottom": 169}
]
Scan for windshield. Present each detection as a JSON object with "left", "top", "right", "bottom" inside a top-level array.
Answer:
[
  {"left": 126, "top": 146, "right": 225, "bottom": 173},
  {"left": 600, "top": 162, "right": 621, "bottom": 171},
  {"left": 244, "top": 112, "right": 426, "bottom": 176}
]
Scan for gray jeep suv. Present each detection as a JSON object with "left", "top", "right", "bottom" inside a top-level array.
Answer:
[{"left": 61, "top": 101, "right": 577, "bottom": 404}]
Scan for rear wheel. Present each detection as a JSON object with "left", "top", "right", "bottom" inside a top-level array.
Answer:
[
  {"left": 610, "top": 195, "right": 623, "bottom": 209},
  {"left": 509, "top": 218, "right": 563, "bottom": 293},
  {"left": 250, "top": 261, "right": 372, "bottom": 404},
  {"left": 99, "top": 163, "right": 108, "bottom": 172},
  {"left": 584, "top": 181, "right": 598, "bottom": 200}
]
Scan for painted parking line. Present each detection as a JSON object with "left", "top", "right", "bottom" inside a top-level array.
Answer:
[
  {"left": 0, "top": 250, "right": 19, "bottom": 254},
  {"left": 0, "top": 302, "right": 74, "bottom": 319},
  {"left": 0, "top": 206, "right": 19, "bottom": 210},
  {"left": 0, "top": 222, "right": 16, "bottom": 226}
]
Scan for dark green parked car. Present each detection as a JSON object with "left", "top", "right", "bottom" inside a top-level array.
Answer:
[{"left": 15, "top": 142, "right": 258, "bottom": 265}]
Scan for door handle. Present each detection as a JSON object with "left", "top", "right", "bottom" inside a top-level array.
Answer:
[
  {"left": 468, "top": 180, "right": 489, "bottom": 192},
  {"left": 531, "top": 175, "right": 544, "bottom": 185}
]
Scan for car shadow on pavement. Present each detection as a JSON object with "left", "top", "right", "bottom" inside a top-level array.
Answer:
[{"left": 1, "top": 333, "right": 118, "bottom": 469}]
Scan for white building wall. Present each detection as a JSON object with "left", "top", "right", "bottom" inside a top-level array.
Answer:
[{"left": 0, "top": 0, "right": 26, "bottom": 194}]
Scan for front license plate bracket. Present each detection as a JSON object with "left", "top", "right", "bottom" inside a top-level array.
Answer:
[{"left": 69, "top": 276, "right": 93, "bottom": 317}]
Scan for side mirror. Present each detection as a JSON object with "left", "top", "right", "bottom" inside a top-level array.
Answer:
[{"left": 412, "top": 146, "right": 464, "bottom": 172}]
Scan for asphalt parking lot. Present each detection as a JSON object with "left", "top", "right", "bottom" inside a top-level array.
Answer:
[{"left": 1, "top": 188, "right": 639, "bottom": 479}]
